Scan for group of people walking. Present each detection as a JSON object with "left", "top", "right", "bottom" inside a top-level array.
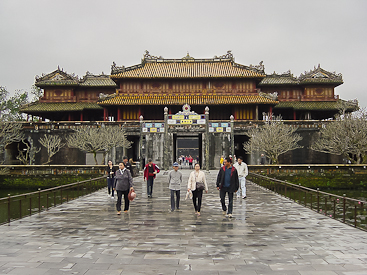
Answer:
[
  {"left": 106, "top": 156, "right": 248, "bottom": 218},
  {"left": 178, "top": 155, "right": 199, "bottom": 169},
  {"left": 168, "top": 156, "right": 248, "bottom": 217}
]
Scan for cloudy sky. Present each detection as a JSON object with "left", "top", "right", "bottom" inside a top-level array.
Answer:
[{"left": 1, "top": 0, "right": 366, "bottom": 107}]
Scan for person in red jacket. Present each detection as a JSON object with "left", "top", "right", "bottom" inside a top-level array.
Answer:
[{"left": 143, "top": 159, "right": 160, "bottom": 198}]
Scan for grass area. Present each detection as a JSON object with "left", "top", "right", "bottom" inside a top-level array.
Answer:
[
  {"left": 0, "top": 174, "right": 103, "bottom": 190},
  {"left": 267, "top": 172, "right": 367, "bottom": 190}
]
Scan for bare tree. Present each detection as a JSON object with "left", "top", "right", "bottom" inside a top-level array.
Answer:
[
  {"left": 67, "top": 126, "right": 131, "bottom": 165},
  {"left": 0, "top": 122, "right": 24, "bottom": 163},
  {"left": 16, "top": 137, "right": 41, "bottom": 165},
  {"left": 67, "top": 127, "right": 106, "bottom": 165},
  {"left": 311, "top": 112, "right": 367, "bottom": 164},
  {"left": 102, "top": 126, "right": 132, "bottom": 164},
  {"left": 39, "top": 134, "right": 65, "bottom": 164},
  {"left": 243, "top": 118, "right": 303, "bottom": 164}
]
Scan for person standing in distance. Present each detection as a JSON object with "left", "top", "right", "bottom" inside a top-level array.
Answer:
[
  {"left": 106, "top": 160, "right": 116, "bottom": 199},
  {"left": 168, "top": 162, "right": 182, "bottom": 212},
  {"left": 123, "top": 156, "right": 134, "bottom": 177},
  {"left": 143, "top": 159, "right": 160, "bottom": 198},
  {"left": 114, "top": 162, "right": 134, "bottom": 215},
  {"left": 216, "top": 157, "right": 239, "bottom": 218},
  {"left": 233, "top": 156, "right": 248, "bottom": 199}
]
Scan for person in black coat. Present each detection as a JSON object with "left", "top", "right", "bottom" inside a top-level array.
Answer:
[
  {"left": 106, "top": 160, "right": 117, "bottom": 199},
  {"left": 123, "top": 156, "right": 134, "bottom": 177},
  {"left": 216, "top": 157, "right": 239, "bottom": 218}
]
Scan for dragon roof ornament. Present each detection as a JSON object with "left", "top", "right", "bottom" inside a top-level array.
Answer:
[{"left": 143, "top": 50, "right": 164, "bottom": 60}]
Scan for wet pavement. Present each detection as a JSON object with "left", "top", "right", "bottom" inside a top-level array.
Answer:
[{"left": 1, "top": 169, "right": 367, "bottom": 275}]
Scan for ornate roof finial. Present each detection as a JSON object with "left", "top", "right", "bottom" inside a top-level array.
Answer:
[{"left": 182, "top": 52, "right": 194, "bottom": 60}]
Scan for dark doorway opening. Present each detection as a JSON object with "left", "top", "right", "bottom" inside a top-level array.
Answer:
[
  {"left": 234, "top": 134, "right": 250, "bottom": 164},
  {"left": 174, "top": 135, "right": 202, "bottom": 167}
]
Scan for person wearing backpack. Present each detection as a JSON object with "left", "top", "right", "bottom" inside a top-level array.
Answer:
[
  {"left": 216, "top": 157, "right": 239, "bottom": 218},
  {"left": 187, "top": 163, "right": 208, "bottom": 216}
]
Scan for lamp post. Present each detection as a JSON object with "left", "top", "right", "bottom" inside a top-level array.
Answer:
[
  {"left": 205, "top": 106, "right": 210, "bottom": 172},
  {"left": 230, "top": 115, "right": 234, "bottom": 161},
  {"left": 139, "top": 115, "right": 144, "bottom": 170},
  {"left": 163, "top": 107, "right": 169, "bottom": 171}
]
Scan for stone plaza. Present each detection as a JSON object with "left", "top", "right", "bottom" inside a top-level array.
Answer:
[{"left": 1, "top": 169, "right": 367, "bottom": 275}]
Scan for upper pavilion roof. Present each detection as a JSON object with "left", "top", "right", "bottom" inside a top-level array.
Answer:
[
  {"left": 298, "top": 64, "right": 343, "bottom": 85},
  {"left": 110, "top": 51, "right": 266, "bottom": 79},
  {"left": 35, "top": 69, "right": 116, "bottom": 88},
  {"left": 79, "top": 72, "right": 117, "bottom": 87},
  {"left": 35, "top": 67, "right": 79, "bottom": 87},
  {"left": 259, "top": 71, "right": 299, "bottom": 85},
  {"left": 259, "top": 65, "right": 343, "bottom": 86}
]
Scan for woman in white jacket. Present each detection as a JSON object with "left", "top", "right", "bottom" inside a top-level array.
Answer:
[{"left": 187, "top": 163, "right": 208, "bottom": 216}]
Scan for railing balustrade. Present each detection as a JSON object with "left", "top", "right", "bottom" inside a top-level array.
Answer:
[
  {"left": 0, "top": 176, "right": 105, "bottom": 225},
  {"left": 248, "top": 172, "right": 367, "bottom": 231}
]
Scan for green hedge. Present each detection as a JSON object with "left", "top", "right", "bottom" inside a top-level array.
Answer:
[
  {"left": 0, "top": 174, "right": 103, "bottom": 189},
  {"left": 262, "top": 172, "right": 367, "bottom": 190}
]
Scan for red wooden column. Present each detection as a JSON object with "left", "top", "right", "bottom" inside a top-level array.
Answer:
[
  {"left": 103, "top": 108, "right": 108, "bottom": 121},
  {"left": 269, "top": 106, "right": 273, "bottom": 117},
  {"left": 80, "top": 112, "right": 83, "bottom": 122},
  {"left": 117, "top": 107, "right": 121, "bottom": 121},
  {"left": 68, "top": 113, "right": 71, "bottom": 121},
  {"left": 293, "top": 110, "right": 296, "bottom": 120}
]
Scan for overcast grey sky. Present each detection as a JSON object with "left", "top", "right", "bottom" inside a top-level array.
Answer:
[{"left": 1, "top": 0, "right": 366, "bottom": 107}]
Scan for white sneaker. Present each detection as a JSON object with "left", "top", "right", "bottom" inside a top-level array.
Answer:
[
  {"left": 111, "top": 196, "right": 114, "bottom": 199},
  {"left": 228, "top": 214, "right": 233, "bottom": 218},
  {"left": 108, "top": 194, "right": 111, "bottom": 197}
]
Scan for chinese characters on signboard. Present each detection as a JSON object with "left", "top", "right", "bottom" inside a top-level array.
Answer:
[
  {"left": 142, "top": 123, "right": 165, "bottom": 133},
  {"left": 209, "top": 122, "right": 231, "bottom": 133},
  {"left": 167, "top": 114, "right": 206, "bottom": 125}
]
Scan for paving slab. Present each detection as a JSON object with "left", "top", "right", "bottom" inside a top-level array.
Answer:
[{"left": 1, "top": 169, "right": 367, "bottom": 274}]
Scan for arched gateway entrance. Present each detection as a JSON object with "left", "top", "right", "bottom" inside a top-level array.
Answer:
[{"left": 140, "top": 104, "right": 236, "bottom": 170}]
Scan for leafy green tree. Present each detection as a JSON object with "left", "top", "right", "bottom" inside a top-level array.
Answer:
[{"left": 0, "top": 86, "right": 28, "bottom": 121}]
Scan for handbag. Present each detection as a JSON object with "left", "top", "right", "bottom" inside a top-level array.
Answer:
[
  {"left": 195, "top": 172, "right": 205, "bottom": 191},
  {"left": 196, "top": 182, "right": 205, "bottom": 191},
  {"left": 128, "top": 189, "right": 136, "bottom": 201}
]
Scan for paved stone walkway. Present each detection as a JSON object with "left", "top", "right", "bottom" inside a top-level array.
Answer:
[{"left": 1, "top": 170, "right": 367, "bottom": 275}]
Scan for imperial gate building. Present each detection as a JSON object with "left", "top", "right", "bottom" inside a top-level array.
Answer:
[{"left": 20, "top": 51, "right": 358, "bottom": 167}]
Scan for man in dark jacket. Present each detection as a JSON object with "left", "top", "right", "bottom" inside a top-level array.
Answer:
[
  {"left": 123, "top": 156, "right": 134, "bottom": 177},
  {"left": 216, "top": 157, "right": 239, "bottom": 218}
]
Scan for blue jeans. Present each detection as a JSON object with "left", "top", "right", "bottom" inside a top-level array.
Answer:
[
  {"left": 220, "top": 189, "right": 234, "bottom": 214},
  {"left": 170, "top": 190, "right": 180, "bottom": 210},
  {"left": 107, "top": 178, "right": 114, "bottom": 197},
  {"left": 147, "top": 177, "right": 154, "bottom": 196}
]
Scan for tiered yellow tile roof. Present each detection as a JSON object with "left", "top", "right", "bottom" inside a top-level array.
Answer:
[
  {"left": 111, "top": 62, "right": 265, "bottom": 79},
  {"left": 111, "top": 51, "right": 265, "bottom": 79},
  {"left": 98, "top": 95, "right": 278, "bottom": 106}
]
